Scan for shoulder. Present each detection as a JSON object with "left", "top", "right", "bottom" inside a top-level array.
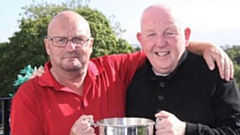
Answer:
[
  {"left": 90, "top": 51, "right": 145, "bottom": 68},
  {"left": 12, "top": 78, "right": 39, "bottom": 102},
  {"left": 185, "top": 51, "right": 214, "bottom": 70},
  {"left": 182, "top": 51, "right": 221, "bottom": 83},
  {"left": 91, "top": 51, "right": 144, "bottom": 63}
]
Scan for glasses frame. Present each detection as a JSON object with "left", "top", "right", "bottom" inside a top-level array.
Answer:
[{"left": 45, "top": 36, "right": 91, "bottom": 48}]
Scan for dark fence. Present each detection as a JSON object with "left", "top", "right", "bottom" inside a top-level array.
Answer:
[{"left": 0, "top": 97, "right": 11, "bottom": 135}]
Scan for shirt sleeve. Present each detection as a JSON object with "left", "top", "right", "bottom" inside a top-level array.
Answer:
[
  {"left": 108, "top": 51, "right": 146, "bottom": 87},
  {"left": 185, "top": 79, "right": 240, "bottom": 135},
  {"left": 10, "top": 79, "right": 44, "bottom": 135}
]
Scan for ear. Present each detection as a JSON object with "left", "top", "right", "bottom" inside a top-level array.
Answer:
[
  {"left": 137, "top": 32, "right": 143, "bottom": 48},
  {"left": 44, "top": 38, "right": 51, "bottom": 55},
  {"left": 88, "top": 37, "right": 94, "bottom": 54},
  {"left": 184, "top": 28, "right": 191, "bottom": 47}
]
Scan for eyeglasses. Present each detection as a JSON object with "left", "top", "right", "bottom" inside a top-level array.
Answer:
[{"left": 46, "top": 36, "right": 91, "bottom": 47}]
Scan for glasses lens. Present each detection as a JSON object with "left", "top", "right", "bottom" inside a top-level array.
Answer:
[
  {"left": 49, "top": 37, "right": 89, "bottom": 47},
  {"left": 73, "top": 37, "right": 86, "bottom": 45},
  {"left": 54, "top": 38, "right": 67, "bottom": 46}
]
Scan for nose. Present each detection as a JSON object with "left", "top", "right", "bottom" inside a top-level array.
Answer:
[
  {"left": 65, "top": 40, "right": 76, "bottom": 51},
  {"left": 156, "top": 35, "right": 167, "bottom": 47}
]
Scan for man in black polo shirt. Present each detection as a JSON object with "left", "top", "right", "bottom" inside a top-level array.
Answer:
[{"left": 126, "top": 3, "right": 240, "bottom": 135}]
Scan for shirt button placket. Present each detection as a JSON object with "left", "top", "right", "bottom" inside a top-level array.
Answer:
[
  {"left": 158, "top": 95, "right": 164, "bottom": 100},
  {"left": 159, "top": 82, "right": 165, "bottom": 87},
  {"left": 156, "top": 81, "right": 167, "bottom": 113}
]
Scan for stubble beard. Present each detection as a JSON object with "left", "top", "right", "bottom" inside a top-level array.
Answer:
[{"left": 61, "top": 60, "right": 87, "bottom": 72}]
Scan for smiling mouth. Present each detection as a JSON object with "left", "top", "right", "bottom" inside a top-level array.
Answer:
[{"left": 155, "top": 51, "right": 170, "bottom": 56}]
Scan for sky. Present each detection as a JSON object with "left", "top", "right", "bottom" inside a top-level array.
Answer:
[{"left": 0, "top": 0, "right": 240, "bottom": 46}]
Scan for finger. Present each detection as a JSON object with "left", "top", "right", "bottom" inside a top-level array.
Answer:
[
  {"left": 75, "top": 116, "right": 95, "bottom": 133},
  {"left": 226, "top": 59, "right": 234, "bottom": 80},
  {"left": 79, "top": 115, "right": 94, "bottom": 122},
  {"left": 38, "top": 66, "right": 45, "bottom": 73},
  {"left": 79, "top": 121, "right": 91, "bottom": 130},
  {"left": 81, "top": 125, "right": 95, "bottom": 134},
  {"left": 155, "top": 127, "right": 168, "bottom": 135},
  {"left": 71, "top": 120, "right": 88, "bottom": 134},
  {"left": 82, "top": 114, "right": 94, "bottom": 120},
  {"left": 36, "top": 67, "right": 45, "bottom": 77},
  {"left": 29, "top": 67, "right": 45, "bottom": 79},
  {"left": 155, "top": 118, "right": 166, "bottom": 130},
  {"left": 28, "top": 72, "right": 38, "bottom": 79},
  {"left": 203, "top": 53, "right": 215, "bottom": 71},
  {"left": 73, "top": 115, "right": 93, "bottom": 126},
  {"left": 76, "top": 123, "right": 95, "bottom": 135},
  {"left": 82, "top": 115, "right": 97, "bottom": 127},
  {"left": 155, "top": 110, "right": 172, "bottom": 118},
  {"left": 224, "top": 58, "right": 230, "bottom": 81},
  {"left": 214, "top": 55, "right": 225, "bottom": 80}
]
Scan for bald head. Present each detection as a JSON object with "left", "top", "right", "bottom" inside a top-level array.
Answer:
[
  {"left": 140, "top": 3, "right": 183, "bottom": 31},
  {"left": 48, "top": 10, "right": 91, "bottom": 37},
  {"left": 142, "top": 3, "right": 173, "bottom": 20}
]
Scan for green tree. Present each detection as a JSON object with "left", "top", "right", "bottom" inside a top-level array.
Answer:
[
  {"left": 0, "top": 0, "right": 134, "bottom": 96},
  {"left": 224, "top": 45, "right": 240, "bottom": 88}
]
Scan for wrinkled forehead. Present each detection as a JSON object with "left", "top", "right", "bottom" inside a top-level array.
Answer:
[
  {"left": 48, "top": 15, "right": 90, "bottom": 37},
  {"left": 141, "top": 15, "right": 177, "bottom": 32},
  {"left": 141, "top": 5, "right": 184, "bottom": 31}
]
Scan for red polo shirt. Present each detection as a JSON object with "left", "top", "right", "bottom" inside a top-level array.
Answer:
[{"left": 10, "top": 52, "right": 145, "bottom": 135}]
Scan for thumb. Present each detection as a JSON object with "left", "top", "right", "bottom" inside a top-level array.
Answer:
[{"left": 155, "top": 110, "right": 172, "bottom": 119}]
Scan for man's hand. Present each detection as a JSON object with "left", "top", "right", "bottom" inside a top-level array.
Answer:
[
  {"left": 29, "top": 66, "right": 45, "bottom": 79},
  {"left": 155, "top": 111, "right": 186, "bottom": 135},
  {"left": 203, "top": 45, "right": 233, "bottom": 81},
  {"left": 70, "top": 115, "right": 96, "bottom": 135}
]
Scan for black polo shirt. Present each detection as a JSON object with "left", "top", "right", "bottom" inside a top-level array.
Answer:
[{"left": 126, "top": 50, "right": 240, "bottom": 134}]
